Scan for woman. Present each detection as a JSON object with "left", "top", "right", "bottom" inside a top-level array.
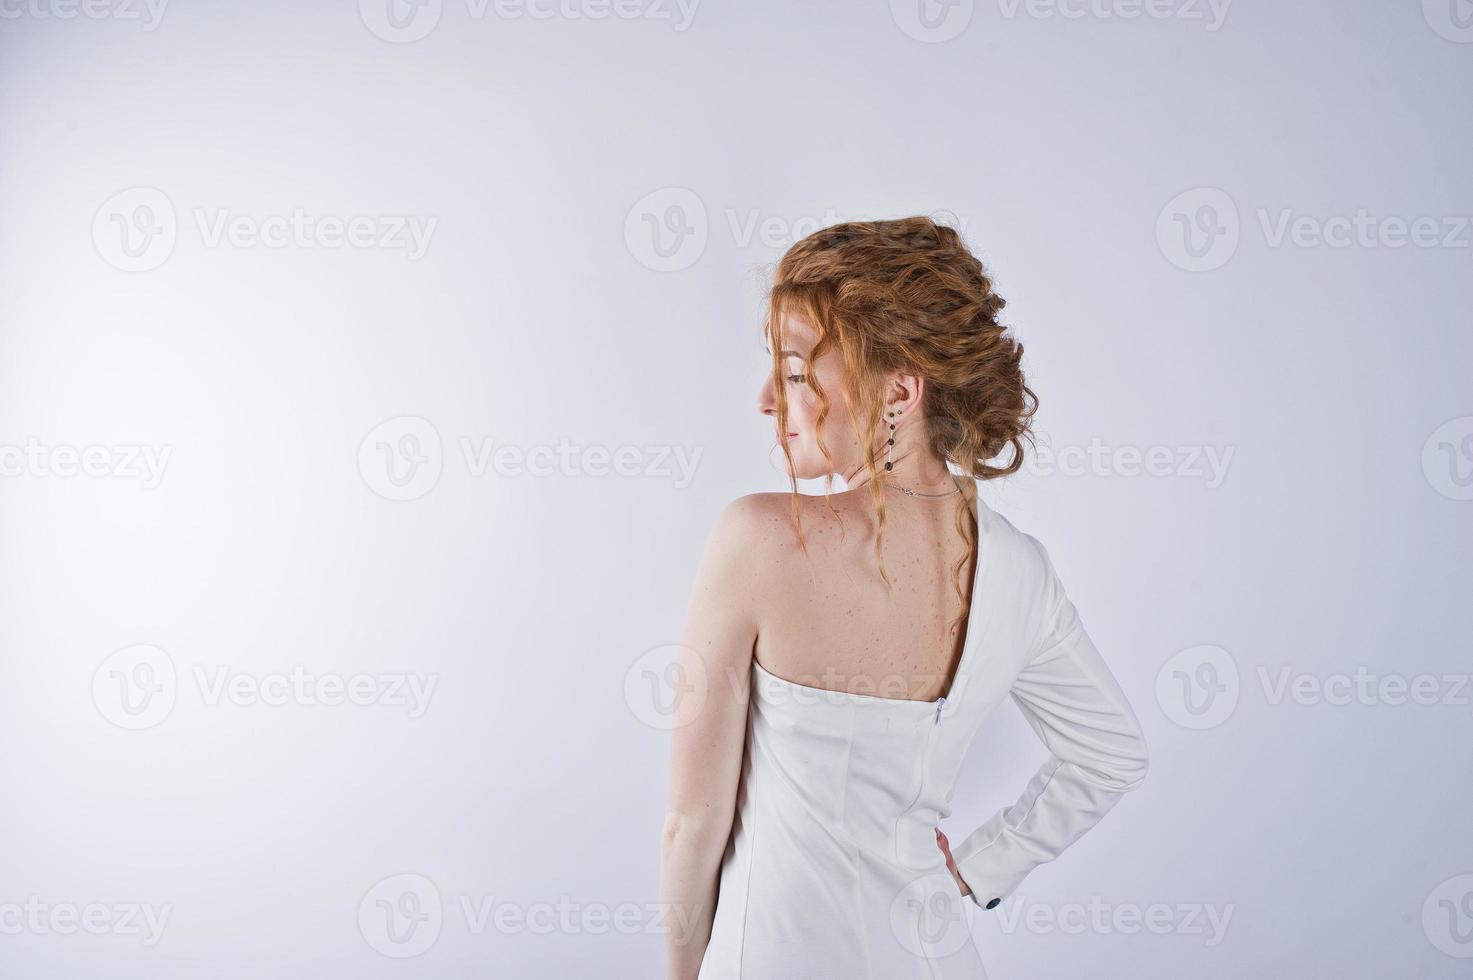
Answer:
[{"left": 660, "top": 217, "right": 1150, "bottom": 979}]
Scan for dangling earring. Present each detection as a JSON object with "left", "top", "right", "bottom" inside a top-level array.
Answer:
[{"left": 884, "top": 409, "right": 898, "bottom": 471}]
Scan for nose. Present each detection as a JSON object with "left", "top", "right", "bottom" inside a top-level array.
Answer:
[{"left": 756, "top": 371, "right": 776, "bottom": 418}]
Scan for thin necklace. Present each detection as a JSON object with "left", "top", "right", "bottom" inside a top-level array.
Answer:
[{"left": 882, "top": 476, "right": 964, "bottom": 498}]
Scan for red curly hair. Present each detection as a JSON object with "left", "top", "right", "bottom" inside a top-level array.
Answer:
[{"left": 763, "top": 215, "right": 1038, "bottom": 642}]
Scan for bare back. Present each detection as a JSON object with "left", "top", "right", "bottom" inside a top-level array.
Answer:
[{"left": 746, "top": 482, "right": 981, "bottom": 703}]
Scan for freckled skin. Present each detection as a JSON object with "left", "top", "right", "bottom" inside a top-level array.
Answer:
[{"left": 738, "top": 475, "right": 979, "bottom": 704}]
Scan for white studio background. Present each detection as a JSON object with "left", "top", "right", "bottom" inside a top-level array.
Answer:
[{"left": 1, "top": 2, "right": 1469, "bottom": 978}]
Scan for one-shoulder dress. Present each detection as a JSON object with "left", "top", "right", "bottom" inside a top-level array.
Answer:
[{"left": 696, "top": 484, "right": 1150, "bottom": 979}]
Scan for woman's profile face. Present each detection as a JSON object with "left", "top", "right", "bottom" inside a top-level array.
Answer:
[{"left": 758, "top": 312, "right": 863, "bottom": 480}]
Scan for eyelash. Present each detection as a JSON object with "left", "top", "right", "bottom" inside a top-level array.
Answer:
[{"left": 785, "top": 374, "right": 807, "bottom": 385}]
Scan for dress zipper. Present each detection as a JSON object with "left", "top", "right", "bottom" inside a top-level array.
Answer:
[{"left": 934, "top": 695, "right": 946, "bottom": 725}]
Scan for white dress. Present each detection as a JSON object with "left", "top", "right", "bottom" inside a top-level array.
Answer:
[{"left": 696, "top": 487, "right": 1150, "bottom": 979}]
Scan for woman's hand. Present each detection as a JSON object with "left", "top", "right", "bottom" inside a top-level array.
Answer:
[{"left": 935, "top": 828, "right": 971, "bottom": 897}]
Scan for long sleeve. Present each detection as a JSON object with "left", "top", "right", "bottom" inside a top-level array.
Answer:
[{"left": 951, "top": 533, "right": 1150, "bottom": 910}]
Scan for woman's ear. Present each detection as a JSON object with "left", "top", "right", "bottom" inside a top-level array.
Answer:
[{"left": 886, "top": 371, "right": 924, "bottom": 416}]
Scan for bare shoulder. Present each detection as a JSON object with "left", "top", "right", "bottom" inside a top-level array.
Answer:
[
  {"left": 684, "top": 494, "right": 795, "bottom": 628},
  {"left": 712, "top": 490, "right": 871, "bottom": 557},
  {"left": 705, "top": 491, "right": 799, "bottom": 558}
]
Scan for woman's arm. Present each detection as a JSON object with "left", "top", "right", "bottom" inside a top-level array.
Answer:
[
  {"left": 948, "top": 532, "right": 1151, "bottom": 910},
  {"left": 661, "top": 497, "right": 763, "bottom": 980}
]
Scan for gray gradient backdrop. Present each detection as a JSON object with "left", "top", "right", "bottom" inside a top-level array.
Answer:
[{"left": 1, "top": 0, "right": 1470, "bottom": 977}]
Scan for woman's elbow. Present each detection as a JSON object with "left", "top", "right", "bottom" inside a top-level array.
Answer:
[
  {"left": 1079, "top": 727, "right": 1149, "bottom": 793},
  {"left": 1121, "top": 741, "right": 1149, "bottom": 791},
  {"left": 662, "top": 808, "right": 729, "bottom": 854},
  {"left": 1113, "top": 729, "right": 1150, "bottom": 791}
]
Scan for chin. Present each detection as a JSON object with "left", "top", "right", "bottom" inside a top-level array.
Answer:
[{"left": 780, "top": 453, "right": 831, "bottom": 482}]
